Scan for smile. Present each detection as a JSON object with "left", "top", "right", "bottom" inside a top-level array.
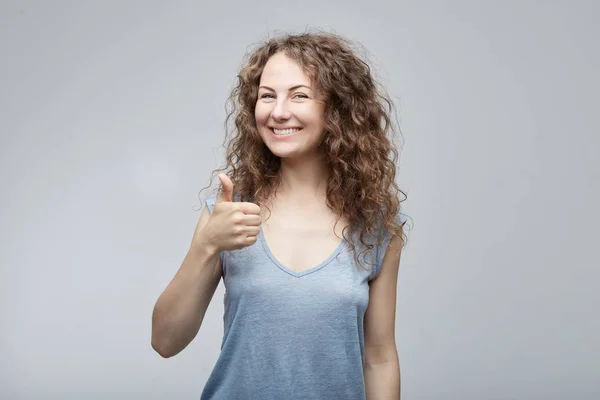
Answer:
[{"left": 270, "top": 127, "right": 302, "bottom": 137}]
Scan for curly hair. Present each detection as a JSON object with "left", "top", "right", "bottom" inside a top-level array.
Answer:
[{"left": 198, "top": 30, "right": 409, "bottom": 273}]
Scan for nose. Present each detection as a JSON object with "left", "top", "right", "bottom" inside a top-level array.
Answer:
[{"left": 271, "top": 98, "right": 291, "bottom": 121}]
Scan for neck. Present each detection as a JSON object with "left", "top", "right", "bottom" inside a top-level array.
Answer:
[{"left": 275, "top": 152, "right": 330, "bottom": 205}]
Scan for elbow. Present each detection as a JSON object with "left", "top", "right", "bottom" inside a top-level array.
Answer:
[
  {"left": 151, "top": 333, "right": 178, "bottom": 358},
  {"left": 153, "top": 345, "right": 173, "bottom": 359},
  {"left": 152, "top": 339, "right": 173, "bottom": 358},
  {"left": 364, "top": 342, "right": 398, "bottom": 366},
  {"left": 151, "top": 311, "right": 180, "bottom": 358}
]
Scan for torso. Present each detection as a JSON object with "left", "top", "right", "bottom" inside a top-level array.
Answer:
[{"left": 259, "top": 196, "right": 351, "bottom": 274}]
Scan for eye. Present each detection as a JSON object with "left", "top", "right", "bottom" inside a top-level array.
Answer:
[
  {"left": 260, "top": 93, "right": 275, "bottom": 99},
  {"left": 293, "top": 93, "right": 308, "bottom": 99}
]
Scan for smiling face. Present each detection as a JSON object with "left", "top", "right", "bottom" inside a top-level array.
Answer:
[{"left": 255, "top": 52, "right": 326, "bottom": 160}]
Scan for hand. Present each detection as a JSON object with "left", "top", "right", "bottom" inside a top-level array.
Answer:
[{"left": 199, "top": 173, "right": 262, "bottom": 252}]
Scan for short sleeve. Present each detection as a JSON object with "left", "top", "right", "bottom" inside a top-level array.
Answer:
[
  {"left": 369, "top": 212, "right": 407, "bottom": 280},
  {"left": 205, "top": 192, "right": 217, "bottom": 214},
  {"left": 370, "top": 231, "right": 392, "bottom": 281},
  {"left": 203, "top": 192, "right": 225, "bottom": 270}
]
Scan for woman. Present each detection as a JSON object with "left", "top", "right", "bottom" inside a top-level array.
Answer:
[{"left": 152, "top": 31, "right": 408, "bottom": 400}]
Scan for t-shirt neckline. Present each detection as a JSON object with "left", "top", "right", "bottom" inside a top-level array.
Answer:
[{"left": 258, "top": 226, "right": 347, "bottom": 278}]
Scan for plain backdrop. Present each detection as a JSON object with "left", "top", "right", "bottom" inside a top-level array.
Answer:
[{"left": 1, "top": 1, "right": 598, "bottom": 399}]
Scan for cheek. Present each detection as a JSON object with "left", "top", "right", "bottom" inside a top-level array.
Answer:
[
  {"left": 302, "top": 106, "right": 325, "bottom": 127},
  {"left": 254, "top": 103, "right": 269, "bottom": 126}
]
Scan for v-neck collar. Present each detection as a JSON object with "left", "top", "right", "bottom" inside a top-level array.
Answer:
[{"left": 258, "top": 226, "right": 347, "bottom": 278}]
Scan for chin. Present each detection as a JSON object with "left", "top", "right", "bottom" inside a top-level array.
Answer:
[{"left": 267, "top": 148, "right": 300, "bottom": 158}]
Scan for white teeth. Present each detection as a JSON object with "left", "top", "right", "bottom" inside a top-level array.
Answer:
[{"left": 273, "top": 128, "right": 300, "bottom": 135}]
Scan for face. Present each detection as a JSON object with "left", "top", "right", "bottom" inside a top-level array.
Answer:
[{"left": 255, "top": 52, "right": 326, "bottom": 160}]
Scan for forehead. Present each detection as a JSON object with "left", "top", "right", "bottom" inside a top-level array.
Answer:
[{"left": 259, "top": 52, "right": 311, "bottom": 87}]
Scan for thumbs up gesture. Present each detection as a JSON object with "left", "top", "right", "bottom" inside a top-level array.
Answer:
[{"left": 200, "top": 173, "right": 262, "bottom": 252}]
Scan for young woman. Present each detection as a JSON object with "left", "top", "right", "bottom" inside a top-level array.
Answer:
[{"left": 152, "top": 31, "right": 408, "bottom": 400}]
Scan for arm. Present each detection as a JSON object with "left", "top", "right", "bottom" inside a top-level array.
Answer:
[
  {"left": 364, "top": 234, "right": 403, "bottom": 399},
  {"left": 151, "top": 205, "right": 222, "bottom": 358}
]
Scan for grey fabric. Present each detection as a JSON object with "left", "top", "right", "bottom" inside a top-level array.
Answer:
[{"left": 200, "top": 192, "right": 397, "bottom": 400}]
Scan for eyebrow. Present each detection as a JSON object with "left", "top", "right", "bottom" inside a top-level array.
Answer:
[{"left": 259, "top": 85, "right": 311, "bottom": 91}]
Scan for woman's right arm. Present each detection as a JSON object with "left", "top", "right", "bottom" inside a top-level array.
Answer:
[{"left": 151, "top": 205, "right": 222, "bottom": 358}]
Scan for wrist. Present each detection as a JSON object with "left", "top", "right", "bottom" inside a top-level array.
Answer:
[{"left": 191, "top": 231, "right": 221, "bottom": 258}]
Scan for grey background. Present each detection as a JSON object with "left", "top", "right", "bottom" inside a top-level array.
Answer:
[{"left": 1, "top": 1, "right": 598, "bottom": 399}]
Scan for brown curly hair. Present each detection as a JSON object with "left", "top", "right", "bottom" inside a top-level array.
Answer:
[{"left": 198, "top": 30, "right": 409, "bottom": 273}]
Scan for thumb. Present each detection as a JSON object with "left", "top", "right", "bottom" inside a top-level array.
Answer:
[{"left": 216, "top": 173, "right": 234, "bottom": 203}]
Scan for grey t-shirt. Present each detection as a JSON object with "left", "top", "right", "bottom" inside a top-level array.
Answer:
[{"left": 200, "top": 193, "right": 397, "bottom": 400}]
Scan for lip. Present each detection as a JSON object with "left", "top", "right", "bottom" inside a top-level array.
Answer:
[
  {"left": 269, "top": 127, "right": 303, "bottom": 131},
  {"left": 269, "top": 127, "right": 302, "bottom": 139}
]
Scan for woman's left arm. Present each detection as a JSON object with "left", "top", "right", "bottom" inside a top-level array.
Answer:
[{"left": 364, "top": 234, "right": 404, "bottom": 400}]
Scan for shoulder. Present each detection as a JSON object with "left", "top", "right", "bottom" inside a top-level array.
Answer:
[
  {"left": 204, "top": 192, "right": 218, "bottom": 213},
  {"left": 370, "top": 211, "right": 407, "bottom": 280}
]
